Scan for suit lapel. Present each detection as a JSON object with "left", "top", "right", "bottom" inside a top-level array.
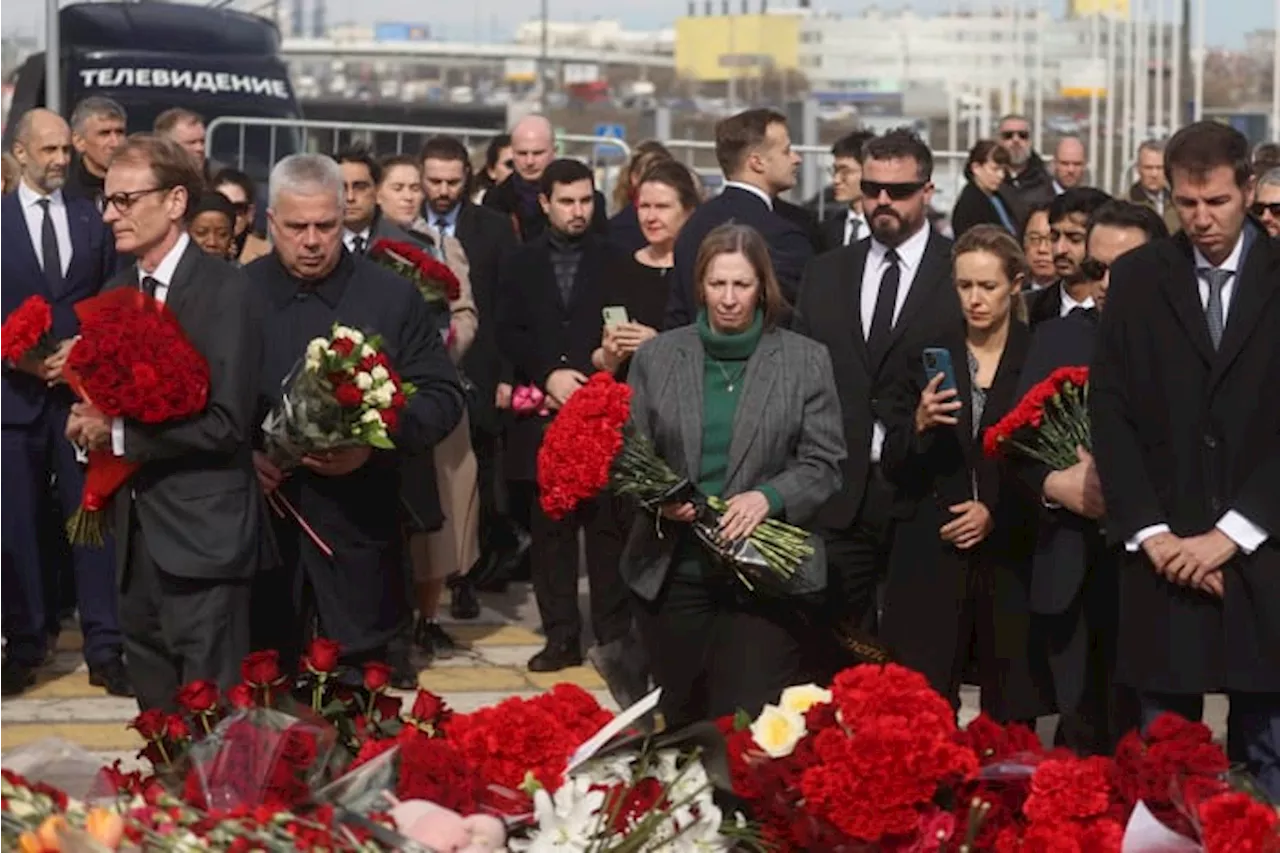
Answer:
[
  {"left": 1160, "top": 236, "right": 1216, "bottom": 367},
  {"left": 64, "top": 200, "right": 95, "bottom": 295},
  {"left": 951, "top": 339, "right": 975, "bottom": 450},
  {"left": 882, "top": 233, "right": 947, "bottom": 366},
  {"left": 160, "top": 244, "right": 204, "bottom": 319},
  {"left": 725, "top": 332, "right": 782, "bottom": 487},
  {"left": 848, "top": 244, "right": 871, "bottom": 368},
  {"left": 674, "top": 339, "right": 704, "bottom": 480},
  {"left": 1210, "top": 231, "right": 1279, "bottom": 391},
  {"left": 4, "top": 194, "right": 48, "bottom": 296}
]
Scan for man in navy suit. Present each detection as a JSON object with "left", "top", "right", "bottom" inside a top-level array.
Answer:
[{"left": 1, "top": 109, "right": 129, "bottom": 697}]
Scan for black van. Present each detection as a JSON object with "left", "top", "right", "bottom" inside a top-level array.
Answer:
[{"left": 5, "top": 1, "right": 302, "bottom": 183}]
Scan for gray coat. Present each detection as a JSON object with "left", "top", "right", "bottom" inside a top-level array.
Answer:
[{"left": 620, "top": 324, "right": 847, "bottom": 601}]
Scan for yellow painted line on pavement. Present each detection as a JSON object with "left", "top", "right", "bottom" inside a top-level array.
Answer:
[
  {"left": 450, "top": 625, "right": 544, "bottom": 647},
  {"left": 527, "top": 667, "right": 607, "bottom": 690},
  {"left": 23, "top": 670, "right": 107, "bottom": 700},
  {"left": 416, "top": 666, "right": 532, "bottom": 693},
  {"left": 1, "top": 723, "right": 142, "bottom": 751}
]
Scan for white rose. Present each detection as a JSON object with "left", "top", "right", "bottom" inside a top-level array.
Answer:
[
  {"left": 306, "top": 338, "right": 327, "bottom": 360},
  {"left": 779, "top": 683, "right": 833, "bottom": 717},
  {"left": 362, "top": 409, "right": 382, "bottom": 424},
  {"left": 361, "top": 344, "right": 376, "bottom": 358},
  {"left": 305, "top": 353, "right": 321, "bottom": 371},
  {"left": 355, "top": 372, "right": 373, "bottom": 390},
  {"left": 377, "top": 384, "right": 395, "bottom": 407},
  {"left": 371, "top": 365, "right": 389, "bottom": 382},
  {"left": 348, "top": 329, "right": 365, "bottom": 345},
  {"left": 749, "top": 704, "right": 806, "bottom": 759},
  {"left": 332, "top": 325, "right": 354, "bottom": 340}
]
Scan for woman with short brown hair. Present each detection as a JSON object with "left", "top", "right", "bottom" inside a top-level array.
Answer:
[{"left": 951, "top": 139, "right": 1024, "bottom": 238}]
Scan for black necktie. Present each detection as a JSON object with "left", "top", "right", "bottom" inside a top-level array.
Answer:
[
  {"left": 351, "top": 234, "right": 367, "bottom": 255},
  {"left": 867, "top": 248, "right": 901, "bottom": 363},
  {"left": 141, "top": 275, "right": 160, "bottom": 299},
  {"left": 37, "top": 199, "right": 63, "bottom": 292}
]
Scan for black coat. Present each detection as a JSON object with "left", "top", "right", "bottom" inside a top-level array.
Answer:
[
  {"left": 607, "top": 204, "right": 646, "bottom": 255},
  {"left": 663, "top": 186, "right": 814, "bottom": 329},
  {"left": 791, "top": 231, "right": 962, "bottom": 529},
  {"left": 950, "top": 182, "right": 1024, "bottom": 239},
  {"left": 1024, "top": 281, "right": 1064, "bottom": 329},
  {"left": 774, "top": 197, "right": 827, "bottom": 255},
  {"left": 453, "top": 202, "right": 518, "bottom": 433},
  {"left": 1003, "top": 152, "right": 1056, "bottom": 214},
  {"left": 879, "top": 321, "right": 1052, "bottom": 720},
  {"left": 1090, "top": 227, "right": 1280, "bottom": 694},
  {"left": 495, "top": 232, "right": 620, "bottom": 481}
]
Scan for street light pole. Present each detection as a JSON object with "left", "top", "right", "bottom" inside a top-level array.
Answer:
[
  {"left": 539, "top": 0, "right": 549, "bottom": 113},
  {"left": 1104, "top": 10, "right": 1118, "bottom": 192},
  {"left": 46, "top": 0, "right": 61, "bottom": 114},
  {"left": 1272, "top": 0, "right": 1279, "bottom": 139},
  {"left": 1192, "top": 0, "right": 1204, "bottom": 120}
]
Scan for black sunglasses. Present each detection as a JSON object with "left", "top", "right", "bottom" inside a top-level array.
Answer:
[
  {"left": 1001, "top": 129, "right": 1031, "bottom": 141},
  {"left": 1249, "top": 202, "right": 1280, "bottom": 218},
  {"left": 860, "top": 179, "right": 927, "bottom": 201},
  {"left": 1080, "top": 257, "right": 1110, "bottom": 281}
]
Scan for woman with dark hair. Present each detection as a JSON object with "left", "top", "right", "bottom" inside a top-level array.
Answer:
[
  {"left": 608, "top": 140, "right": 673, "bottom": 253},
  {"left": 951, "top": 140, "right": 1024, "bottom": 238},
  {"left": 879, "top": 224, "right": 1051, "bottom": 723},
  {"left": 187, "top": 192, "right": 238, "bottom": 260},
  {"left": 212, "top": 168, "right": 272, "bottom": 265},
  {"left": 472, "top": 133, "right": 513, "bottom": 204},
  {"left": 621, "top": 223, "right": 846, "bottom": 727}
]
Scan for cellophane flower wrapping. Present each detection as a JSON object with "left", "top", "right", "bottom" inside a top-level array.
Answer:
[
  {"left": 261, "top": 323, "right": 416, "bottom": 469},
  {"left": 984, "top": 365, "right": 1091, "bottom": 468},
  {"left": 183, "top": 707, "right": 338, "bottom": 812}
]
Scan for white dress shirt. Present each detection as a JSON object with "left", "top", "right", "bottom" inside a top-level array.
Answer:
[
  {"left": 861, "top": 222, "right": 931, "bottom": 462},
  {"left": 722, "top": 181, "right": 773, "bottom": 210},
  {"left": 1058, "top": 287, "right": 1096, "bottom": 317},
  {"left": 111, "top": 233, "right": 190, "bottom": 457},
  {"left": 18, "top": 182, "right": 73, "bottom": 277},
  {"left": 1126, "top": 230, "right": 1267, "bottom": 555},
  {"left": 842, "top": 208, "right": 869, "bottom": 246},
  {"left": 343, "top": 228, "right": 372, "bottom": 254}
]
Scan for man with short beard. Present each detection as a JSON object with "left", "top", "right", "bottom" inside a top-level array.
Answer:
[
  {"left": 997, "top": 114, "right": 1055, "bottom": 212},
  {"left": 793, "top": 128, "right": 962, "bottom": 664},
  {"left": 1025, "top": 188, "right": 1112, "bottom": 328},
  {"left": 66, "top": 96, "right": 127, "bottom": 211}
]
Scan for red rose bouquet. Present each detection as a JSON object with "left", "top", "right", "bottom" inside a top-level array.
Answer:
[
  {"left": 61, "top": 288, "right": 211, "bottom": 546},
  {"left": 537, "top": 371, "right": 818, "bottom": 592},
  {"left": 368, "top": 238, "right": 461, "bottom": 304},
  {"left": 984, "top": 365, "right": 1091, "bottom": 468},
  {"left": 1, "top": 294, "right": 56, "bottom": 365}
]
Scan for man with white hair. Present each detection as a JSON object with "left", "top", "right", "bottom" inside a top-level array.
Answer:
[
  {"left": 246, "top": 153, "right": 465, "bottom": 681},
  {"left": 483, "top": 114, "right": 607, "bottom": 241}
]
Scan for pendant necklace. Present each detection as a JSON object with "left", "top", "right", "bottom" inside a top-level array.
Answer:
[{"left": 713, "top": 359, "right": 748, "bottom": 393}]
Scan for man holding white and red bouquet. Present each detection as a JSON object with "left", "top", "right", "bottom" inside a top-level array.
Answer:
[
  {"left": 64, "top": 134, "right": 270, "bottom": 712},
  {"left": 246, "top": 154, "right": 464, "bottom": 686},
  {"left": 1011, "top": 200, "right": 1167, "bottom": 755}
]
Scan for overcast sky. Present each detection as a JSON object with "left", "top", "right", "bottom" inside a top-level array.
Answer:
[{"left": 2, "top": 0, "right": 1271, "bottom": 50}]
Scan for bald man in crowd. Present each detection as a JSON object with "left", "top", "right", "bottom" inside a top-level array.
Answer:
[
  {"left": 1053, "top": 137, "right": 1088, "bottom": 194},
  {"left": 483, "top": 114, "right": 608, "bottom": 242}
]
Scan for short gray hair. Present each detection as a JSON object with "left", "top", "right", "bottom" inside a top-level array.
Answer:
[
  {"left": 1137, "top": 138, "right": 1166, "bottom": 156},
  {"left": 1260, "top": 167, "right": 1280, "bottom": 191},
  {"left": 70, "top": 96, "right": 127, "bottom": 133},
  {"left": 268, "top": 153, "right": 344, "bottom": 210}
]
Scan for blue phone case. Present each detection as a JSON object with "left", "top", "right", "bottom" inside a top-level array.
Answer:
[{"left": 922, "top": 347, "right": 958, "bottom": 393}]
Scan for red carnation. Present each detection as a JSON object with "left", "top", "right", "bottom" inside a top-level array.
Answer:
[
  {"left": 379, "top": 407, "right": 399, "bottom": 431},
  {"left": 334, "top": 382, "right": 363, "bottom": 408},
  {"left": 175, "top": 679, "right": 219, "bottom": 715},
  {"left": 536, "top": 372, "right": 633, "bottom": 519},
  {"left": 1198, "top": 791, "right": 1280, "bottom": 853},
  {"left": 330, "top": 336, "right": 356, "bottom": 357},
  {"left": 303, "top": 638, "right": 342, "bottom": 674},
  {"left": 241, "top": 650, "right": 281, "bottom": 687},
  {"left": 391, "top": 391, "right": 407, "bottom": 409},
  {"left": 1023, "top": 756, "right": 1113, "bottom": 823},
  {"left": 363, "top": 661, "right": 393, "bottom": 693},
  {"left": 129, "top": 708, "right": 167, "bottom": 741}
]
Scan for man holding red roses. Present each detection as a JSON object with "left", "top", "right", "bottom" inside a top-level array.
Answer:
[{"left": 64, "top": 134, "right": 270, "bottom": 711}]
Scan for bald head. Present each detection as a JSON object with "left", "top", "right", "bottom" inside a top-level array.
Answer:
[
  {"left": 12, "top": 108, "right": 72, "bottom": 194},
  {"left": 510, "top": 114, "right": 555, "bottom": 183},
  {"left": 1053, "top": 136, "right": 1087, "bottom": 190}
]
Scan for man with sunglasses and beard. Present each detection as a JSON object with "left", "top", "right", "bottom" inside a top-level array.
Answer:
[
  {"left": 793, "top": 129, "right": 962, "bottom": 670},
  {"left": 996, "top": 115, "right": 1055, "bottom": 215}
]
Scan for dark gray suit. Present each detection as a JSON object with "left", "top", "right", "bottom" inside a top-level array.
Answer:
[
  {"left": 108, "top": 241, "right": 268, "bottom": 710},
  {"left": 621, "top": 324, "right": 845, "bottom": 724}
]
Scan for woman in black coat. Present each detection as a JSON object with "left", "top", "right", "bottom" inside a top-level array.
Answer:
[
  {"left": 951, "top": 139, "right": 1025, "bottom": 239},
  {"left": 879, "top": 225, "right": 1052, "bottom": 723}
]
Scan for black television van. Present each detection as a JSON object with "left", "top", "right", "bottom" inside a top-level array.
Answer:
[{"left": 5, "top": 2, "right": 302, "bottom": 182}]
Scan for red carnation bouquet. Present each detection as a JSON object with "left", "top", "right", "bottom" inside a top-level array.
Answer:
[
  {"left": 368, "top": 238, "right": 460, "bottom": 304},
  {"left": 537, "top": 371, "right": 818, "bottom": 593},
  {"left": 62, "top": 288, "right": 211, "bottom": 546},
  {"left": 984, "top": 365, "right": 1091, "bottom": 468},
  {"left": 1, "top": 294, "right": 57, "bottom": 365}
]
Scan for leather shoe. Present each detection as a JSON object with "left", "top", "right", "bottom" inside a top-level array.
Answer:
[
  {"left": 88, "top": 657, "right": 135, "bottom": 698},
  {"left": 448, "top": 575, "right": 481, "bottom": 620},
  {"left": 527, "top": 643, "right": 582, "bottom": 673},
  {"left": 2, "top": 661, "right": 36, "bottom": 697}
]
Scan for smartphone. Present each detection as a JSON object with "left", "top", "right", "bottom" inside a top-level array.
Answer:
[
  {"left": 602, "top": 305, "right": 630, "bottom": 327},
  {"left": 922, "top": 347, "right": 958, "bottom": 394}
]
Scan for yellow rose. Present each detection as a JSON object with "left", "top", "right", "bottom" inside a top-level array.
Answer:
[
  {"left": 749, "top": 704, "right": 807, "bottom": 758},
  {"left": 778, "top": 683, "right": 833, "bottom": 717}
]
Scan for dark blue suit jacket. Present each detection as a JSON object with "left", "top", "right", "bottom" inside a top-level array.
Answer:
[{"left": 1, "top": 191, "right": 117, "bottom": 426}]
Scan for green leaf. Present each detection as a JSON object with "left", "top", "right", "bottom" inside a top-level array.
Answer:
[
  {"left": 367, "top": 434, "right": 395, "bottom": 450},
  {"left": 733, "top": 708, "right": 752, "bottom": 731}
]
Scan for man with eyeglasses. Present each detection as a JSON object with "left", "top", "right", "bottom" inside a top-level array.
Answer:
[
  {"left": 794, "top": 128, "right": 962, "bottom": 664},
  {"left": 822, "top": 130, "right": 876, "bottom": 250},
  {"left": 1253, "top": 167, "right": 1280, "bottom": 238},
  {"left": 1015, "top": 200, "right": 1167, "bottom": 755},
  {"left": 996, "top": 114, "right": 1055, "bottom": 213},
  {"left": 1, "top": 109, "right": 127, "bottom": 698},
  {"left": 1024, "top": 187, "right": 1112, "bottom": 328},
  {"left": 1021, "top": 203, "right": 1058, "bottom": 291}
]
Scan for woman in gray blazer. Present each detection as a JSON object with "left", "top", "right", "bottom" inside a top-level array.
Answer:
[{"left": 622, "top": 223, "right": 847, "bottom": 727}]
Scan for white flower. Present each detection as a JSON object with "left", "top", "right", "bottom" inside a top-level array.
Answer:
[
  {"left": 749, "top": 704, "right": 807, "bottom": 758},
  {"left": 332, "top": 325, "right": 355, "bottom": 340},
  {"left": 348, "top": 328, "right": 365, "bottom": 345},
  {"left": 361, "top": 409, "right": 382, "bottom": 424},
  {"left": 375, "top": 383, "right": 395, "bottom": 407},
  {"left": 779, "top": 683, "right": 833, "bottom": 716},
  {"left": 371, "top": 365, "right": 389, "bottom": 382},
  {"left": 361, "top": 344, "right": 376, "bottom": 358},
  {"left": 306, "top": 337, "right": 327, "bottom": 361},
  {"left": 355, "top": 371, "right": 373, "bottom": 390},
  {"left": 510, "top": 775, "right": 605, "bottom": 852}
]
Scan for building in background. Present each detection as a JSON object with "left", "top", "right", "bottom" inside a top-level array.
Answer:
[
  {"left": 674, "top": 9, "right": 803, "bottom": 83},
  {"left": 514, "top": 20, "right": 674, "bottom": 55}
]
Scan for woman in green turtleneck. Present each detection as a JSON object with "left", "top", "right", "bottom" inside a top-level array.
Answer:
[{"left": 619, "top": 223, "right": 847, "bottom": 728}]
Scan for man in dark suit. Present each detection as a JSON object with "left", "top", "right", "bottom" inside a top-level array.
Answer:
[
  {"left": 1025, "top": 188, "right": 1112, "bottom": 328},
  {"left": 821, "top": 130, "right": 876, "bottom": 251},
  {"left": 496, "top": 158, "right": 637, "bottom": 688},
  {"left": 663, "top": 108, "right": 814, "bottom": 329},
  {"left": 64, "top": 134, "right": 267, "bottom": 711},
  {"left": 1016, "top": 200, "right": 1167, "bottom": 754},
  {"left": 1, "top": 109, "right": 128, "bottom": 697},
  {"left": 792, "top": 128, "right": 962, "bottom": 662},
  {"left": 1090, "top": 122, "right": 1280, "bottom": 798}
]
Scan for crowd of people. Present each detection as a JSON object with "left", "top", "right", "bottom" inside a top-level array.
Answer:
[{"left": 2, "top": 95, "right": 1277, "bottom": 799}]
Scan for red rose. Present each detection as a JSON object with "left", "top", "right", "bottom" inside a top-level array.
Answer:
[
  {"left": 363, "top": 661, "right": 393, "bottom": 692},
  {"left": 241, "top": 650, "right": 281, "bottom": 687},
  {"left": 379, "top": 408, "right": 399, "bottom": 431},
  {"left": 373, "top": 692, "right": 403, "bottom": 720},
  {"left": 334, "top": 382, "right": 364, "bottom": 408},
  {"left": 303, "top": 638, "right": 342, "bottom": 674},
  {"left": 175, "top": 679, "right": 219, "bottom": 715},
  {"left": 227, "top": 682, "right": 255, "bottom": 709},
  {"left": 409, "top": 690, "right": 452, "bottom": 726},
  {"left": 330, "top": 337, "right": 356, "bottom": 357},
  {"left": 391, "top": 391, "right": 406, "bottom": 409},
  {"left": 129, "top": 708, "right": 167, "bottom": 741},
  {"left": 165, "top": 714, "right": 191, "bottom": 742}
]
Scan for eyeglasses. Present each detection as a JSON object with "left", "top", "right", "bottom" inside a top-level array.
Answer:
[
  {"left": 1249, "top": 202, "right": 1280, "bottom": 218},
  {"left": 104, "top": 186, "right": 170, "bottom": 213},
  {"left": 1000, "top": 130, "right": 1031, "bottom": 141},
  {"left": 860, "top": 179, "right": 927, "bottom": 201},
  {"left": 1080, "top": 257, "right": 1110, "bottom": 281},
  {"left": 1024, "top": 233, "right": 1052, "bottom": 248}
]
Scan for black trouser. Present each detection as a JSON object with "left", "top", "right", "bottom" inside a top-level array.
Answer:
[
  {"left": 120, "top": 517, "right": 250, "bottom": 712},
  {"left": 530, "top": 493, "right": 632, "bottom": 650}
]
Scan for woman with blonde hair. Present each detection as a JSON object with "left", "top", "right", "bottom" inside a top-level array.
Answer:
[{"left": 607, "top": 140, "right": 672, "bottom": 253}]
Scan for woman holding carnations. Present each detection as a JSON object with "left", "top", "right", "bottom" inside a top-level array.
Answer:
[
  {"left": 878, "top": 224, "right": 1052, "bottom": 723},
  {"left": 620, "top": 223, "right": 846, "bottom": 728}
]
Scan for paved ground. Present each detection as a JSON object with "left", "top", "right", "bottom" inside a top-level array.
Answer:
[{"left": 0, "top": 580, "right": 1228, "bottom": 767}]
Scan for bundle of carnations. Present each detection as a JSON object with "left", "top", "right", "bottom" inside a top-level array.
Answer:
[
  {"left": 1, "top": 294, "right": 57, "bottom": 365},
  {"left": 537, "top": 371, "right": 818, "bottom": 594},
  {"left": 60, "top": 288, "right": 210, "bottom": 546},
  {"left": 983, "top": 366, "right": 1091, "bottom": 468},
  {"left": 367, "top": 238, "right": 460, "bottom": 306}
]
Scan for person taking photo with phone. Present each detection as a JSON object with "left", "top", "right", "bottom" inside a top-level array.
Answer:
[{"left": 878, "top": 224, "right": 1052, "bottom": 725}]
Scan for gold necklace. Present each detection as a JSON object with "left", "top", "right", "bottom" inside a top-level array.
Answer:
[{"left": 711, "top": 359, "right": 748, "bottom": 393}]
